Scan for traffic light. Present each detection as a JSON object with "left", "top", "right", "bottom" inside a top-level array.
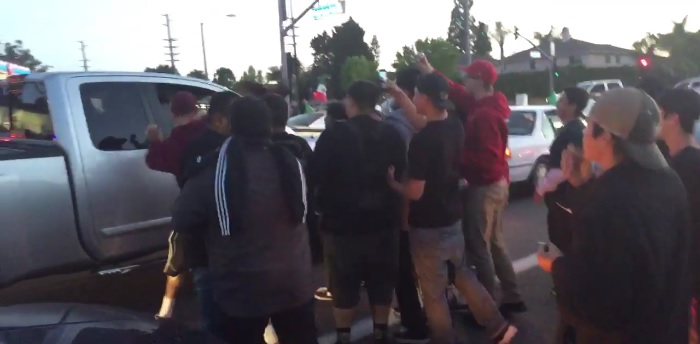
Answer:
[
  {"left": 478, "top": 22, "right": 488, "bottom": 36},
  {"left": 638, "top": 57, "right": 650, "bottom": 69}
]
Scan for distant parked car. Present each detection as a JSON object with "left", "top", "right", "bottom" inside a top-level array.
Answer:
[
  {"left": 674, "top": 77, "right": 700, "bottom": 95},
  {"left": 577, "top": 79, "right": 623, "bottom": 100}
]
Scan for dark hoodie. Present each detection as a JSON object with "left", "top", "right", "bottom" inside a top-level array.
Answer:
[
  {"left": 145, "top": 118, "right": 208, "bottom": 186},
  {"left": 551, "top": 162, "right": 691, "bottom": 343},
  {"left": 440, "top": 73, "right": 510, "bottom": 185}
]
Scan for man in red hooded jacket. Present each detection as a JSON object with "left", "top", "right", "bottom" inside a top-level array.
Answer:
[
  {"left": 419, "top": 57, "right": 526, "bottom": 314},
  {"left": 145, "top": 91, "right": 207, "bottom": 320}
]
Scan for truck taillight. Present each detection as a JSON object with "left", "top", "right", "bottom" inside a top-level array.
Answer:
[{"left": 505, "top": 147, "right": 511, "bottom": 159}]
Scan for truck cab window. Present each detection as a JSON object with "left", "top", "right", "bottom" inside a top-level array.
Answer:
[
  {"left": 0, "top": 80, "right": 54, "bottom": 141},
  {"left": 151, "top": 83, "right": 216, "bottom": 135},
  {"left": 80, "top": 82, "right": 152, "bottom": 151}
]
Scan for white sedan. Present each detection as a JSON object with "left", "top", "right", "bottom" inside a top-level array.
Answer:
[{"left": 506, "top": 105, "right": 558, "bottom": 186}]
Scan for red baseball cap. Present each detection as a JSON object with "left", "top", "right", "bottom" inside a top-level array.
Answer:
[
  {"left": 460, "top": 60, "right": 498, "bottom": 85},
  {"left": 170, "top": 91, "right": 198, "bottom": 116}
]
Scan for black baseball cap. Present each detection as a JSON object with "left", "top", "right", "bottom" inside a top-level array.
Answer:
[{"left": 416, "top": 73, "right": 452, "bottom": 109}]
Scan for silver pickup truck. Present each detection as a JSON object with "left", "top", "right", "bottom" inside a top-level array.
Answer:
[{"left": 0, "top": 72, "right": 231, "bottom": 287}]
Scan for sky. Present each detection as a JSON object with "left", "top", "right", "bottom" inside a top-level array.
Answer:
[{"left": 3, "top": 0, "right": 699, "bottom": 78}]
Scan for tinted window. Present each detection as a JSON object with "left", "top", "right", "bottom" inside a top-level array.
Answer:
[
  {"left": 0, "top": 78, "right": 54, "bottom": 141},
  {"left": 543, "top": 110, "right": 557, "bottom": 139},
  {"left": 507, "top": 111, "right": 536, "bottom": 135},
  {"left": 590, "top": 84, "right": 606, "bottom": 93},
  {"left": 287, "top": 112, "right": 324, "bottom": 127},
  {"left": 607, "top": 83, "right": 621, "bottom": 90},
  {"left": 80, "top": 82, "right": 152, "bottom": 151}
]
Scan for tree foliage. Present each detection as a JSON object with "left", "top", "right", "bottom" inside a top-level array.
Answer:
[
  {"left": 632, "top": 16, "right": 700, "bottom": 79},
  {"left": 0, "top": 40, "right": 50, "bottom": 72},
  {"left": 267, "top": 66, "right": 282, "bottom": 84},
  {"left": 145, "top": 65, "right": 179, "bottom": 75},
  {"left": 491, "top": 22, "right": 511, "bottom": 63},
  {"left": 446, "top": 0, "right": 473, "bottom": 53},
  {"left": 212, "top": 67, "right": 236, "bottom": 89},
  {"left": 240, "top": 65, "right": 258, "bottom": 82},
  {"left": 340, "top": 56, "right": 378, "bottom": 91},
  {"left": 472, "top": 22, "right": 492, "bottom": 58},
  {"left": 370, "top": 35, "right": 381, "bottom": 62},
  {"left": 393, "top": 38, "right": 462, "bottom": 81},
  {"left": 187, "top": 69, "right": 208, "bottom": 80},
  {"left": 308, "top": 18, "right": 374, "bottom": 98},
  {"left": 533, "top": 27, "right": 561, "bottom": 47}
]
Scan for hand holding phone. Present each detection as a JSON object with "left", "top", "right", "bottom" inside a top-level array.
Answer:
[{"left": 377, "top": 69, "right": 388, "bottom": 86}]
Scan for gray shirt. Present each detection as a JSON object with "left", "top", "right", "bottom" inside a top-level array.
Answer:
[{"left": 384, "top": 108, "right": 416, "bottom": 148}]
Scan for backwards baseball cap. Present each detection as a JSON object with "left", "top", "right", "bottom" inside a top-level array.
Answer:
[
  {"left": 416, "top": 73, "right": 451, "bottom": 109},
  {"left": 170, "top": 91, "right": 198, "bottom": 116},
  {"left": 588, "top": 88, "right": 667, "bottom": 169},
  {"left": 460, "top": 60, "right": 498, "bottom": 85}
]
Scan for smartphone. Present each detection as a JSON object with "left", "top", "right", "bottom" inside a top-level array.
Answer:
[{"left": 378, "top": 70, "right": 388, "bottom": 86}]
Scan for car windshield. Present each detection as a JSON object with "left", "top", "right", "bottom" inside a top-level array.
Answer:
[
  {"left": 287, "top": 112, "right": 324, "bottom": 128},
  {"left": 507, "top": 111, "right": 537, "bottom": 135}
]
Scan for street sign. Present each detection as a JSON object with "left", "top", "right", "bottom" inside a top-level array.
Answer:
[
  {"left": 312, "top": 0, "right": 344, "bottom": 20},
  {"left": 529, "top": 51, "right": 541, "bottom": 59}
]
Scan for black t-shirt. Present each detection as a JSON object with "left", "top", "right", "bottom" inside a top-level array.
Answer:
[
  {"left": 310, "top": 115, "right": 407, "bottom": 234},
  {"left": 548, "top": 117, "right": 586, "bottom": 169},
  {"left": 669, "top": 146, "right": 700, "bottom": 297},
  {"left": 407, "top": 117, "right": 464, "bottom": 228}
]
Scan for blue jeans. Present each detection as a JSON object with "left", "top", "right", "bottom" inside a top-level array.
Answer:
[
  {"left": 192, "top": 267, "right": 218, "bottom": 333},
  {"left": 410, "top": 221, "right": 507, "bottom": 344}
]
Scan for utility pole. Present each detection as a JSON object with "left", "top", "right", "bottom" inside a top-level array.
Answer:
[
  {"left": 463, "top": 0, "right": 472, "bottom": 65},
  {"left": 279, "top": 0, "right": 320, "bottom": 92},
  {"left": 200, "top": 23, "right": 209, "bottom": 79},
  {"left": 78, "top": 41, "right": 89, "bottom": 71},
  {"left": 163, "top": 14, "right": 179, "bottom": 70},
  {"left": 289, "top": 0, "right": 300, "bottom": 108}
]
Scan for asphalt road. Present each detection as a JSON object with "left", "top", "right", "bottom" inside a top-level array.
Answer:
[{"left": 0, "top": 191, "right": 556, "bottom": 344}]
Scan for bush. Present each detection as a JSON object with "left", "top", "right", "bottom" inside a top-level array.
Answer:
[{"left": 495, "top": 66, "right": 642, "bottom": 99}]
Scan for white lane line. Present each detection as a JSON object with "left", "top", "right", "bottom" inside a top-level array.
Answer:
[{"left": 313, "top": 252, "right": 540, "bottom": 343}]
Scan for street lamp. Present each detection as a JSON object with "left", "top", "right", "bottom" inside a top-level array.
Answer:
[{"left": 201, "top": 14, "right": 237, "bottom": 79}]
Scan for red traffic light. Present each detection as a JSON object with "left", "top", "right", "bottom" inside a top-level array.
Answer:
[{"left": 639, "top": 57, "right": 650, "bottom": 68}]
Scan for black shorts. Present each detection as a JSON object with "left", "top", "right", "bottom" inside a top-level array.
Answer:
[
  {"left": 163, "top": 231, "right": 185, "bottom": 276},
  {"left": 324, "top": 229, "right": 399, "bottom": 309}
]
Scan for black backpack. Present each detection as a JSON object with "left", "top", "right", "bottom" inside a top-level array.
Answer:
[{"left": 345, "top": 120, "right": 394, "bottom": 211}]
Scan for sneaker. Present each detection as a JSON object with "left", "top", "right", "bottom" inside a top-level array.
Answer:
[
  {"left": 394, "top": 329, "right": 430, "bottom": 344},
  {"left": 499, "top": 302, "right": 528, "bottom": 315},
  {"left": 314, "top": 287, "right": 332, "bottom": 301}
]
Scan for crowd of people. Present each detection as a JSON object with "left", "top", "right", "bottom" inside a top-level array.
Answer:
[{"left": 141, "top": 54, "right": 700, "bottom": 344}]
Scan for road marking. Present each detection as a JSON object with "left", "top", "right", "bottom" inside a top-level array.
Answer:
[{"left": 313, "top": 253, "right": 540, "bottom": 343}]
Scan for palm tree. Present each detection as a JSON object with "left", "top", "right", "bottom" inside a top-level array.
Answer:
[{"left": 490, "top": 22, "right": 511, "bottom": 66}]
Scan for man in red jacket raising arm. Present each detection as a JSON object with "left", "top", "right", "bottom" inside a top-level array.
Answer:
[
  {"left": 418, "top": 57, "right": 526, "bottom": 315},
  {"left": 145, "top": 91, "right": 207, "bottom": 320}
]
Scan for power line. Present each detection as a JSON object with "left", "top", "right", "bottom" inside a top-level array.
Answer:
[
  {"left": 78, "top": 41, "right": 89, "bottom": 71},
  {"left": 163, "top": 14, "right": 179, "bottom": 70}
]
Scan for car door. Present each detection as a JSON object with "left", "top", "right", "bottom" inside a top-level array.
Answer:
[{"left": 65, "top": 75, "right": 224, "bottom": 261}]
